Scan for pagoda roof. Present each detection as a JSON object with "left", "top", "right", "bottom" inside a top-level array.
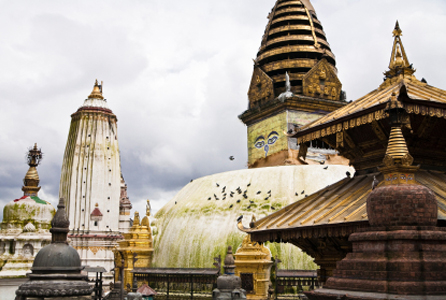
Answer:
[
  {"left": 239, "top": 169, "right": 446, "bottom": 242},
  {"left": 294, "top": 77, "right": 446, "bottom": 144}
]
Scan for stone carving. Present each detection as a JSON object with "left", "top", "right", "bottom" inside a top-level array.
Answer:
[{"left": 22, "top": 244, "right": 33, "bottom": 257}]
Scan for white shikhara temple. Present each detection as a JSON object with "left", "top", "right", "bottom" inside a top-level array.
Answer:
[{"left": 59, "top": 80, "right": 131, "bottom": 275}]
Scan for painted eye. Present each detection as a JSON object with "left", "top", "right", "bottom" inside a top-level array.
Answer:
[
  {"left": 255, "top": 141, "right": 265, "bottom": 149},
  {"left": 268, "top": 136, "right": 278, "bottom": 145}
]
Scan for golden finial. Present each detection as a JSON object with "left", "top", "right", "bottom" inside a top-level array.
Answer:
[
  {"left": 388, "top": 22, "right": 411, "bottom": 71},
  {"left": 87, "top": 79, "right": 104, "bottom": 100},
  {"left": 392, "top": 20, "right": 402, "bottom": 37},
  {"left": 146, "top": 199, "right": 151, "bottom": 216},
  {"left": 380, "top": 125, "right": 418, "bottom": 186},
  {"left": 22, "top": 144, "right": 43, "bottom": 197},
  {"left": 133, "top": 211, "right": 141, "bottom": 227}
]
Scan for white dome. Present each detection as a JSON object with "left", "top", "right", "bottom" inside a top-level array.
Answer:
[
  {"left": 1, "top": 196, "right": 55, "bottom": 231},
  {"left": 153, "top": 165, "right": 353, "bottom": 269}
]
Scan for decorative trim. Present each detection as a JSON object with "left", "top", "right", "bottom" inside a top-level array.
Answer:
[{"left": 297, "top": 109, "right": 387, "bottom": 144}]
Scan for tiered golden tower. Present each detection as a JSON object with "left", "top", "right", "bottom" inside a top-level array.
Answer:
[{"left": 239, "top": 0, "right": 347, "bottom": 168}]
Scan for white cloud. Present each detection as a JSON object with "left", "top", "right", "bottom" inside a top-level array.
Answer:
[{"left": 1, "top": 0, "right": 446, "bottom": 218}]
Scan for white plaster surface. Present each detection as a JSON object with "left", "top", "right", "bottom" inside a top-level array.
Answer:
[{"left": 153, "top": 165, "right": 354, "bottom": 269}]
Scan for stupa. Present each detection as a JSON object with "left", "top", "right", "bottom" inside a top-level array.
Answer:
[
  {"left": 59, "top": 80, "right": 131, "bottom": 276},
  {"left": 0, "top": 144, "right": 55, "bottom": 278},
  {"left": 15, "top": 198, "right": 93, "bottom": 299},
  {"left": 239, "top": 22, "right": 446, "bottom": 288},
  {"left": 152, "top": 0, "right": 352, "bottom": 270}
]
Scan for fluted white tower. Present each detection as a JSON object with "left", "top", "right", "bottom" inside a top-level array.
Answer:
[{"left": 59, "top": 80, "right": 126, "bottom": 274}]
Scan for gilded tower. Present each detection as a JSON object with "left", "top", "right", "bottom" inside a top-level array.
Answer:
[
  {"left": 239, "top": 0, "right": 347, "bottom": 168},
  {"left": 59, "top": 80, "right": 130, "bottom": 276}
]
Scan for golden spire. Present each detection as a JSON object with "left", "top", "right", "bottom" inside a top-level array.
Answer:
[
  {"left": 385, "top": 127, "right": 409, "bottom": 161},
  {"left": 380, "top": 121, "right": 418, "bottom": 186},
  {"left": 88, "top": 79, "right": 104, "bottom": 100},
  {"left": 22, "top": 143, "right": 43, "bottom": 196},
  {"left": 389, "top": 21, "right": 410, "bottom": 70}
]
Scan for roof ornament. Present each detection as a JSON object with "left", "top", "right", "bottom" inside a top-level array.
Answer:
[
  {"left": 277, "top": 72, "right": 294, "bottom": 102},
  {"left": 88, "top": 79, "right": 104, "bottom": 100},
  {"left": 380, "top": 93, "right": 419, "bottom": 185},
  {"left": 381, "top": 21, "right": 416, "bottom": 88},
  {"left": 22, "top": 143, "right": 43, "bottom": 197}
]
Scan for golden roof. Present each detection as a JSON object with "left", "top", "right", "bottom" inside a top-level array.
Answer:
[
  {"left": 293, "top": 23, "right": 446, "bottom": 142},
  {"left": 240, "top": 170, "right": 446, "bottom": 235},
  {"left": 249, "top": 0, "right": 338, "bottom": 102}
]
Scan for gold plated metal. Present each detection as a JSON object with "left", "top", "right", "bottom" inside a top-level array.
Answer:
[{"left": 88, "top": 79, "right": 104, "bottom": 99}]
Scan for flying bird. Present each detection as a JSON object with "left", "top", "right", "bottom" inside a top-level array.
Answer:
[
  {"left": 372, "top": 176, "right": 379, "bottom": 190},
  {"left": 229, "top": 204, "right": 233, "bottom": 209},
  {"left": 247, "top": 183, "right": 251, "bottom": 187},
  {"left": 257, "top": 191, "right": 261, "bottom": 194},
  {"left": 249, "top": 200, "right": 254, "bottom": 204},
  {"left": 323, "top": 166, "right": 328, "bottom": 170},
  {"left": 237, "top": 200, "right": 241, "bottom": 203},
  {"left": 346, "top": 171, "right": 351, "bottom": 177},
  {"left": 271, "top": 206, "right": 276, "bottom": 210},
  {"left": 216, "top": 183, "right": 220, "bottom": 187},
  {"left": 301, "top": 191, "right": 305, "bottom": 194},
  {"left": 229, "top": 156, "right": 235, "bottom": 161},
  {"left": 237, "top": 215, "right": 243, "bottom": 222}
]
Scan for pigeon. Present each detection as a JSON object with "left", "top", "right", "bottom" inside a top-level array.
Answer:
[
  {"left": 346, "top": 171, "right": 351, "bottom": 178},
  {"left": 237, "top": 200, "right": 241, "bottom": 203},
  {"left": 229, "top": 204, "right": 233, "bottom": 209},
  {"left": 271, "top": 206, "right": 276, "bottom": 210},
  {"left": 229, "top": 156, "right": 235, "bottom": 161},
  {"left": 222, "top": 197, "right": 226, "bottom": 200},
  {"left": 372, "top": 176, "right": 379, "bottom": 190},
  {"left": 323, "top": 166, "right": 328, "bottom": 170},
  {"left": 247, "top": 183, "right": 251, "bottom": 187},
  {"left": 267, "top": 190, "right": 271, "bottom": 194},
  {"left": 244, "top": 190, "right": 247, "bottom": 194},
  {"left": 264, "top": 197, "right": 269, "bottom": 200},
  {"left": 319, "top": 161, "right": 325, "bottom": 165},
  {"left": 249, "top": 200, "right": 254, "bottom": 204},
  {"left": 214, "top": 194, "right": 217, "bottom": 198},
  {"left": 175, "top": 201, "right": 177, "bottom": 205},
  {"left": 237, "top": 215, "right": 243, "bottom": 222},
  {"left": 208, "top": 197, "right": 211, "bottom": 200},
  {"left": 421, "top": 78, "right": 427, "bottom": 83},
  {"left": 301, "top": 191, "right": 305, "bottom": 194},
  {"left": 257, "top": 191, "right": 261, "bottom": 194},
  {"left": 295, "top": 192, "right": 298, "bottom": 196},
  {"left": 216, "top": 183, "right": 220, "bottom": 187},
  {"left": 243, "top": 195, "right": 248, "bottom": 199},
  {"left": 216, "top": 198, "right": 219, "bottom": 200},
  {"left": 247, "top": 205, "right": 251, "bottom": 209},
  {"left": 190, "top": 179, "right": 193, "bottom": 182},
  {"left": 230, "top": 194, "right": 233, "bottom": 197},
  {"left": 305, "top": 195, "right": 308, "bottom": 197},
  {"left": 223, "top": 186, "right": 226, "bottom": 190},
  {"left": 223, "top": 193, "right": 227, "bottom": 196}
]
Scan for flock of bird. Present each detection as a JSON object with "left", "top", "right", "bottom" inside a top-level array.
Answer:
[
  {"left": 205, "top": 182, "right": 278, "bottom": 211},
  {"left": 177, "top": 168, "right": 353, "bottom": 212}
]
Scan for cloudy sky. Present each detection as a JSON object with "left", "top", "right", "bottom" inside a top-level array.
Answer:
[{"left": 1, "top": 0, "right": 445, "bottom": 219}]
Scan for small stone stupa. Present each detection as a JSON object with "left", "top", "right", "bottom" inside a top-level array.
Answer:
[
  {"left": 0, "top": 144, "right": 55, "bottom": 278},
  {"left": 15, "top": 198, "right": 93, "bottom": 300},
  {"left": 213, "top": 246, "right": 247, "bottom": 300},
  {"left": 306, "top": 96, "right": 446, "bottom": 299}
]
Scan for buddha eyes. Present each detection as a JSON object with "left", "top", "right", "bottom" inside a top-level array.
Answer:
[
  {"left": 268, "top": 136, "right": 278, "bottom": 145},
  {"left": 255, "top": 140, "right": 265, "bottom": 149}
]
